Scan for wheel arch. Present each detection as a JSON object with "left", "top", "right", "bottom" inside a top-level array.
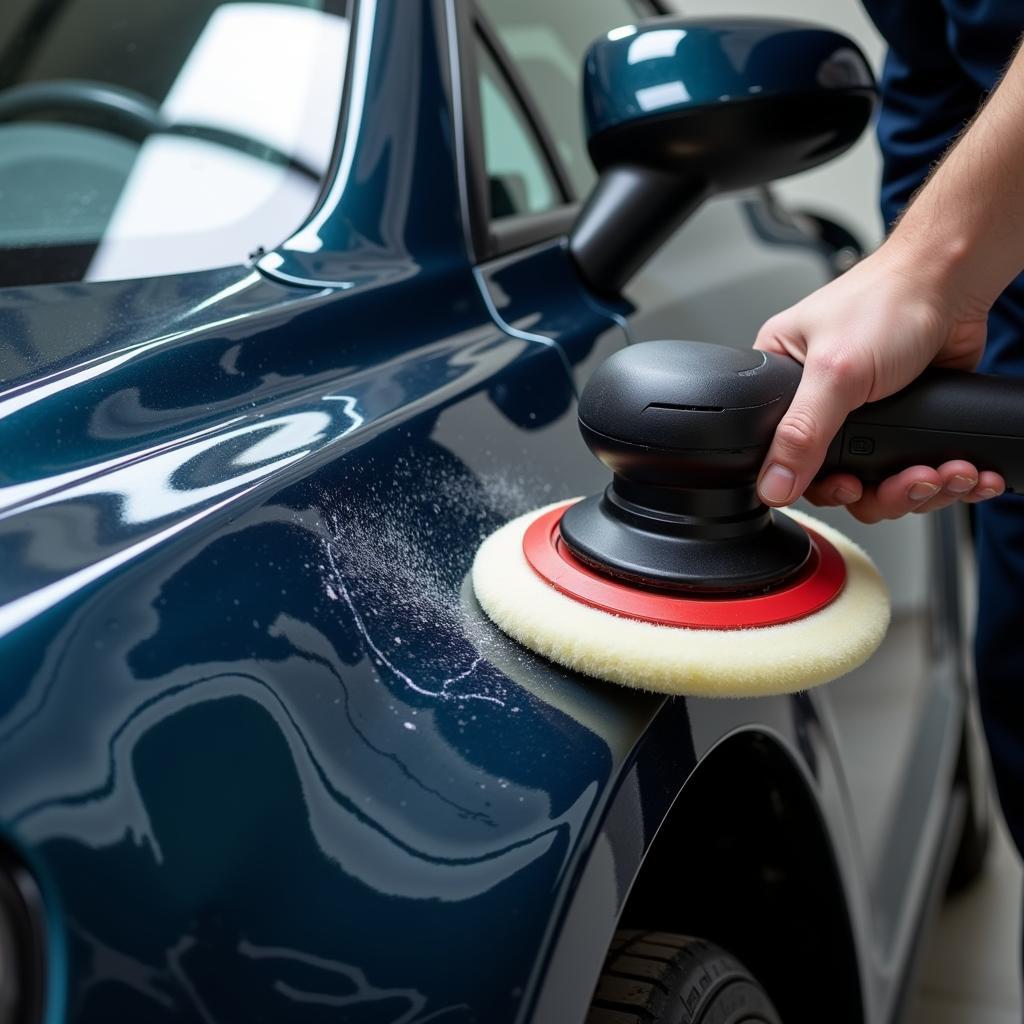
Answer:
[{"left": 616, "top": 726, "right": 865, "bottom": 1024}]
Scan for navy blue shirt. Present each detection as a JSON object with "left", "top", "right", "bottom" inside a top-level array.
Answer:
[
  {"left": 861, "top": 1, "right": 1022, "bottom": 225},
  {"left": 861, "top": 3, "right": 1024, "bottom": 864}
]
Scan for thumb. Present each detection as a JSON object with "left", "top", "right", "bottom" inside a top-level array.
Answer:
[{"left": 757, "top": 356, "right": 863, "bottom": 506}]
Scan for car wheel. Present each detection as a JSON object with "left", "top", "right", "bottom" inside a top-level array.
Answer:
[{"left": 587, "top": 930, "right": 782, "bottom": 1024}]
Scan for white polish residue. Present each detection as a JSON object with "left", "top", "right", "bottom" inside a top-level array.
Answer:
[
  {"left": 321, "top": 513, "right": 501, "bottom": 707},
  {"left": 313, "top": 458, "right": 558, "bottom": 713}
]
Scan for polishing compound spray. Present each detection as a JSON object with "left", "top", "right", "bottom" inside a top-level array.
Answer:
[{"left": 472, "top": 340, "right": 1024, "bottom": 696}]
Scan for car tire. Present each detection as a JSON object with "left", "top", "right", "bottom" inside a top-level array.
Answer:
[{"left": 586, "top": 930, "right": 782, "bottom": 1024}]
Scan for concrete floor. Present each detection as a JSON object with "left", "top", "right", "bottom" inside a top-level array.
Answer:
[{"left": 907, "top": 811, "right": 1022, "bottom": 1022}]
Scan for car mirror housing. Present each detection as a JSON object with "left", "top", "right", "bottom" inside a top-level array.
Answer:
[{"left": 569, "top": 18, "right": 877, "bottom": 295}]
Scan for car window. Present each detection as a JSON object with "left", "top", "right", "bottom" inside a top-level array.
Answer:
[
  {"left": 477, "top": 39, "right": 560, "bottom": 218},
  {"left": 476, "top": 0, "right": 652, "bottom": 199},
  {"left": 0, "top": 0, "right": 349, "bottom": 287}
]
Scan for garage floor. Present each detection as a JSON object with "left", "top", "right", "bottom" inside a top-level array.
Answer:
[{"left": 907, "top": 811, "right": 1022, "bottom": 1022}]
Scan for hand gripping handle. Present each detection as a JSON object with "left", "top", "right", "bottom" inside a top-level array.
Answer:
[{"left": 820, "top": 368, "right": 1024, "bottom": 492}]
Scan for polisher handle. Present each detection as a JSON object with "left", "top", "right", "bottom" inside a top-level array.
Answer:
[{"left": 821, "top": 367, "right": 1024, "bottom": 492}]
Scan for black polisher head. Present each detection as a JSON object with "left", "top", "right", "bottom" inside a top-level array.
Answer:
[{"left": 559, "top": 339, "right": 810, "bottom": 594}]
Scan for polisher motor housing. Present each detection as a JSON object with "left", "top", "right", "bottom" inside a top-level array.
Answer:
[{"left": 557, "top": 340, "right": 821, "bottom": 602}]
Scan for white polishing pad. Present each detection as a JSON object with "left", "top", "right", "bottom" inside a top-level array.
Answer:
[{"left": 471, "top": 502, "right": 890, "bottom": 697}]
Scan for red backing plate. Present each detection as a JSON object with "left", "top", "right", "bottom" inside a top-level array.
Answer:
[{"left": 522, "top": 501, "right": 846, "bottom": 630}]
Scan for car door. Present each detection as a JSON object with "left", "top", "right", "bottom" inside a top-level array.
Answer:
[
  {"left": 469, "top": 0, "right": 972, "bottom": 1010},
  {"left": 0, "top": 2, "right": 688, "bottom": 1022},
  {"left": 0, "top": 2, "right": 966, "bottom": 1023}
]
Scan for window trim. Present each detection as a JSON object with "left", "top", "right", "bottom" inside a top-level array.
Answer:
[
  {"left": 288, "top": 0, "right": 359, "bottom": 238},
  {"left": 474, "top": 7, "right": 575, "bottom": 206},
  {"left": 452, "top": 0, "right": 665, "bottom": 262},
  {"left": 489, "top": 203, "right": 579, "bottom": 254},
  {"left": 446, "top": 0, "right": 490, "bottom": 262},
  {"left": 451, "top": 0, "right": 579, "bottom": 260}
]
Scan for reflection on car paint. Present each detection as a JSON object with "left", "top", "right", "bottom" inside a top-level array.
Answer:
[
  {"left": 0, "top": 0, "right": 917, "bottom": 1020},
  {"left": 0, "top": 244, "right": 651, "bottom": 1020}
]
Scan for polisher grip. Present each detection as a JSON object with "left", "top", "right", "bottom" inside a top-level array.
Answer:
[{"left": 821, "top": 367, "right": 1024, "bottom": 493}]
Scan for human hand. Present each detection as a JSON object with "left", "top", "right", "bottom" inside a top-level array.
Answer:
[{"left": 754, "top": 240, "right": 1005, "bottom": 522}]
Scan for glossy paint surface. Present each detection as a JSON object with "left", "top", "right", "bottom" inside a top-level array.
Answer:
[
  {"left": 256, "top": 0, "right": 464, "bottom": 288},
  {"left": 582, "top": 17, "right": 875, "bottom": 138},
  {"left": 0, "top": 246, "right": 659, "bottom": 1023},
  {"left": 0, "top": 2, "right": 965, "bottom": 1023},
  {"left": 0, "top": 2, "right": 673, "bottom": 1018}
]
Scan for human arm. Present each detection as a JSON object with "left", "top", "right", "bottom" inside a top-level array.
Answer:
[{"left": 754, "top": 36, "right": 1024, "bottom": 520}]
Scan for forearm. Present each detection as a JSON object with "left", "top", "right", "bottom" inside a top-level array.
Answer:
[
  {"left": 888, "top": 35, "right": 1024, "bottom": 310},
  {"left": 751, "top": 34, "right": 1024, "bottom": 513}
]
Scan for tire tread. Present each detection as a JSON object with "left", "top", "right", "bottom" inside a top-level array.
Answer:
[{"left": 589, "top": 930, "right": 782, "bottom": 1024}]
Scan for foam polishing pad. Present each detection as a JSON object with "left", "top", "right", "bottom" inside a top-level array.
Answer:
[{"left": 471, "top": 500, "right": 890, "bottom": 697}]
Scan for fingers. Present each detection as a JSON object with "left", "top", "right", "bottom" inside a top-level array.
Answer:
[
  {"left": 833, "top": 462, "right": 1005, "bottom": 523},
  {"left": 754, "top": 312, "right": 806, "bottom": 362},
  {"left": 757, "top": 353, "right": 869, "bottom": 506},
  {"left": 843, "top": 467, "right": 943, "bottom": 523},
  {"left": 804, "top": 474, "right": 863, "bottom": 507},
  {"left": 965, "top": 470, "right": 1006, "bottom": 502},
  {"left": 911, "top": 463, "right": 1005, "bottom": 512}
]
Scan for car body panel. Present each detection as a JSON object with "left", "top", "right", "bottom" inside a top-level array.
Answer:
[
  {"left": 0, "top": 1, "right": 969, "bottom": 1023},
  {"left": 255, "top": 0, "right": 464, "bottom": 289}
]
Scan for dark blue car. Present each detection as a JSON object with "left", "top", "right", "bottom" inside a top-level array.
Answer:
[{"left": 0, "top": 1, "right": 990, "bottom": 1021}]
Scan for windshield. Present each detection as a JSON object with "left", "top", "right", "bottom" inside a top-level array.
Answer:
[{"left": 0, "top": 0, "right": 349, "bottom": 287}]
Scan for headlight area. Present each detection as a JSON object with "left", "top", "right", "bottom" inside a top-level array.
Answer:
[{"left": 0, "top": 846, "right": 44, "bottom": 1024}]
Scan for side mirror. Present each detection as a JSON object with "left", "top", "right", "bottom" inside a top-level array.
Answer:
[{"left": 570, "top": 18, "right": 876, "bottom": 295}]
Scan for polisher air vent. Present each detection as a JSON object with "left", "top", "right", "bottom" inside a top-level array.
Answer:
[{"left": 645, "top": 403, "right": 724, "bottom": 413}]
